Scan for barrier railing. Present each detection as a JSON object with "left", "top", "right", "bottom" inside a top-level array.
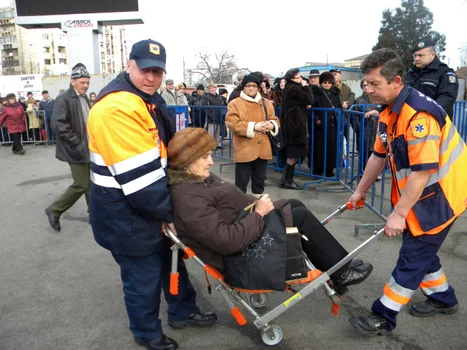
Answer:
[
  {"left": 453, "top": 100, "right": 467, "bottom": 140},
  {"left": 0, "top": 110, "right": 54, "bottom": 147}
]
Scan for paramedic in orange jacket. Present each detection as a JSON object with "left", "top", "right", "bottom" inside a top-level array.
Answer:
[
  {"left": 87, "top": 39, "right": 216, "bottom": 350},
  {"left": 347, "top": 48, "right": 467, "bottom": 336}
]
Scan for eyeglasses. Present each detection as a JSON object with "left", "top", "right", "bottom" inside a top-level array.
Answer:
[
  {"left": 321, "top": 81, "right": 333, "bottom": 84},
  {"left": 244, "top": 84, "right": 258, "bottom": 88}
]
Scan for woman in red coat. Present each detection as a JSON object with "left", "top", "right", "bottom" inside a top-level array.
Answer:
[{"left": 0, "top": 93, "right": 26, "bottom": 155}]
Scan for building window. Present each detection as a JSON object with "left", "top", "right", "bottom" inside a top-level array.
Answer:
[
  {"left": 44, "top": 59, "right": 51, "bottom": 65},
  {"left": 44, "top": 47, "right": 50, "bottom": 53}
]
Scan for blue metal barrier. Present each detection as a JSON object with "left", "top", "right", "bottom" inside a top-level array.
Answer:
[{"left": 453, "top": 100, "right": 467, "bottom": 140}]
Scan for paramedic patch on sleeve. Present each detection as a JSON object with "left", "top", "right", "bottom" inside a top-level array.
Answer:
[{"left": 410, "top": 118, "right": 429, "bottom": 138}]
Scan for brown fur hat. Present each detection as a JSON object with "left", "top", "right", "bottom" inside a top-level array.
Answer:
[
  {"left": 168, "top": 128, "right": 217, "bottom": 170},
  {"left": 319, "top": 71, "right": 335, "bottom": 84}
]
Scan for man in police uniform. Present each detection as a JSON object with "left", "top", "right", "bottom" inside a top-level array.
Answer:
[
  {"left": 405, "top": 38, "right": 459, "bottom": 118},
  {"left": 87, "top": 39, "right": 216, "bottom": 350},
  {"left": 347, "top": 48, "right": 467, "bottom": 336}
]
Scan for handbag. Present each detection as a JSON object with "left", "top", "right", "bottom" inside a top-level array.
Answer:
[
  {"left": 223, "top": 200, "right": 307, "bottom": 291},
  {"left": 261, "top": 98, "right": 281, "bottom": 153},
  {"left": 223, "top": 199, "right": 287, "bottom": 291}
]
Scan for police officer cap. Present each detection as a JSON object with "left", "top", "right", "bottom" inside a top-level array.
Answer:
[
  {"left": 411, "top": 39, "right": 437, "bottom": 53},
  {"left": 130, "top": 39, "right": 167, "bottom": 72}
]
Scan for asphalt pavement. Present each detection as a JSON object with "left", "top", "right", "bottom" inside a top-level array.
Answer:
[{"left": 1, "top": 143, "right": 467, "bottom": 350}]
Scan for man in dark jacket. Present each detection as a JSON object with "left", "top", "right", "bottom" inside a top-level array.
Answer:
[
  {"left": 45, "top": 63, "right": 91, "bottom": 232},
  {"left": 87, "top": 39, "right": 216, "bottom": 350},
  {"left": 201, "top": 82, "right": 226, "bottom": 147},
  {"left": 190, "top": 84, "right": 205, "bottom": 127},
  {"left": 405, "top": 39, "right": 459, "bottom": 118},
  {"left": 39, "top": 90, "right": 55, "bottom": 142}
]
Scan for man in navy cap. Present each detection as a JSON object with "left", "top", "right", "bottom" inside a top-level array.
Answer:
[
  {"left": 87, "top": 39, "right": 216, "bottom": 350},
  {"left": 405, "top": 38, "right": 458, "bottom": 119}
]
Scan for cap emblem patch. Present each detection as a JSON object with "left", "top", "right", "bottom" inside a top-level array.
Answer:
[{"left": 149, "top": 43, "right": 160, "bottom": 55}]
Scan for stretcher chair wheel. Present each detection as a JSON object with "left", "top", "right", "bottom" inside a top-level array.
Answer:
[
  {"left": 261, "top": 325, "right": 283, "bottom": 346},
  {"left": 249, "top": 293, "right": 269, "bottom": 308}
]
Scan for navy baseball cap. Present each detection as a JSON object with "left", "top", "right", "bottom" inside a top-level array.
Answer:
[
  {"left": 329, "top": 68, "right": 341, "bottom": 74},
  {"left": 130, "top": 39, "right": 167, "bottom": 72}
]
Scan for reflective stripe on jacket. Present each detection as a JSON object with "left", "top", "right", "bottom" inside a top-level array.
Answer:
[{"left": 374, "top": 86, "right": 467, "bottom": 236}]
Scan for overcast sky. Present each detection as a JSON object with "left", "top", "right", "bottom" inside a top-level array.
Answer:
[
  {"left": 3, "top": 0, "right": 466, "bottom": 82},
  {"left": 123, "top": 0, "right": 467, "bottom": 82}
]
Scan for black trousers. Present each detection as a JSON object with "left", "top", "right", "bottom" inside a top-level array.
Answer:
[
  {"left": 235, "top": 158, "right": 268, "bottom": 194},
  {"left": 10, "top": 133, "right": 23, "bottom": 152},
  {"left": 289, "top": 199, "right": 349, "bottom": 279}
]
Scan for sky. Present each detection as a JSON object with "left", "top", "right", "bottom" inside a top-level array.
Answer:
[
  {"left": 122, "top": 0, "right": 467, "bottom": 83},
  {"left": 2, "top": 0, "right": 466, "bottom": 82}
]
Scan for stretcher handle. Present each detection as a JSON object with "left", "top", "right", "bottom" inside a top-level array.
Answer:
[
  {"left": 321, "top": 200, "right": 365, "bottom": 226},
  {"left": 170, "top": 240, "right": 180, "bottom": 295},
  {"left": 231, "top": 306, "right": 247, "bottom": 326},
  {"left": 346, "top": 200, "right": 365, "bottom": 210}
]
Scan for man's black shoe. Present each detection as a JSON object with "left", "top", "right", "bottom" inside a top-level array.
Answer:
[
  {"left": 349, "top": 259, "right": 363, "bottom": 268},
  {"left": 134, "top": 334, "right": 178, "bottom": 350},
  {"left": 410, "top": 298, "right": 458, "bottom": 318},
  {"left": 45, "top": 207, "right": 61, "bottom": 232},
  {"left": 167, "top": 308, "right": 217, "bottom": 328},
  {"left": 349, "top": 312, "right": 389, "bottom": 336},
  {"left": 333, "top": 262, "right": 373, "bottom": 290}
]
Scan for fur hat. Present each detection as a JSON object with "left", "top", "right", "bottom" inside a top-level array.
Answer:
[
  {"left": 241, "top": 73, "right": 262, "bottom": 87},
  {"left": 319, "top": 71, "right": 335, "bottom": 84},
  {"left": 219, "top": 88, "right": 228, "bottom": 96},
  {"left": 5, "top": 93, "right": 16, "bottom": 100},
  {"left": 168, "top": 128, "right": 217, "bottom": 170}
]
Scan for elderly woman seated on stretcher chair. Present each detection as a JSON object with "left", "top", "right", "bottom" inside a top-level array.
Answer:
[{"left": 167, "top": 128, "right": 373, "bottom": 295}]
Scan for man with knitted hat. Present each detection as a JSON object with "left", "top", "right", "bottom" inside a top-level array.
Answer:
[
  {"left": 87, "top": 39, "right": 216, "bottom": 350},
  {"left": 45, "top": 62, "right": 92, "bottom": 233}
]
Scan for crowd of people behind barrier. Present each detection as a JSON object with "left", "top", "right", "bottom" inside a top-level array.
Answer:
[{"left": 0, "top": 89, "right": 56, "bottom": 151}]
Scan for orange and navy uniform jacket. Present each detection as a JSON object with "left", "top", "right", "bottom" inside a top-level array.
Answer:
[
  {"left": 87, "top": 72, "right": 176, "bottom": 256},
  {"left": 374, "top": 86, "right": 467, "bottom": 237}
]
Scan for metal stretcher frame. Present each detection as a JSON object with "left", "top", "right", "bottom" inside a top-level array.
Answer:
[{"left": 167, "top": 201, "right": 384, "bottom": 346}]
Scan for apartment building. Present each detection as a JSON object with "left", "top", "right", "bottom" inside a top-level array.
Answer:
[
  {"left": 0, "top": 3, "right": 127, "bottom": 76},
  {"left": 100, "top": 25, "right": 127, "bottom": 74}
]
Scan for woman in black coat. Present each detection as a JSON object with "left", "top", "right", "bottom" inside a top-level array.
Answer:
[
  {"left": 279, "top": 68, "right": 313, "bottom": 189},
  {"left": 311, "top": 72, "right": 342, "bottom": 177}
]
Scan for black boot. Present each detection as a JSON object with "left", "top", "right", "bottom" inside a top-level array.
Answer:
[
  {"left": 333, "top": 262, "right": 373, "bottom": 293},
  {"left": 284, "top": 163, "right": 302, "bottom": 190},
  {"left": 278, "top": 165, "right": 288, "bottom": 188}
]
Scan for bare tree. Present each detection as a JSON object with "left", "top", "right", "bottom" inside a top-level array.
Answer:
[
  {"left": 459, "top": 41, "right": 467, "bottom": 69},
  {"left": 191, "top": 47, "right": 239, "bottom": 84}
]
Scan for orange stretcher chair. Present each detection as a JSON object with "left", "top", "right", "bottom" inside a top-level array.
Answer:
[{"left": 168, "top": 201, "right": 384, "bottom": 346}]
